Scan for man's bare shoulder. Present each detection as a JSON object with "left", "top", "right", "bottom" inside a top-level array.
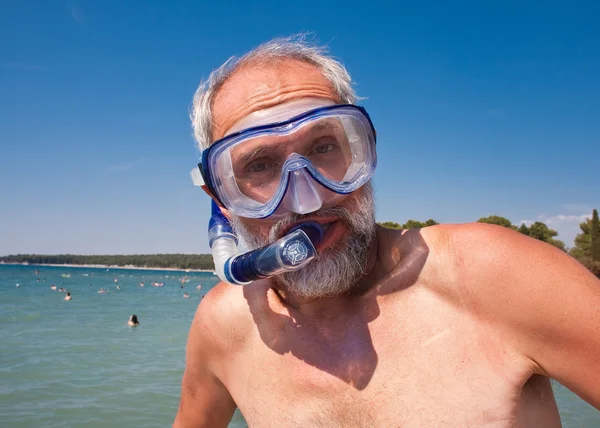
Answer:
[
  {"left": 418, "top": 221, "right": 562, "bottom": 269},
  {"left": 190, "top": 280, "right": 258, "bottom": 356},
  {"left": 429, "top": 221, "right": 570, "bottom": 275},
  {"left": 412, "top": 221, "right": 567, "bottom": 301},
  {"left": 199, "top": 280, "right": 248, "bottom": 316}
]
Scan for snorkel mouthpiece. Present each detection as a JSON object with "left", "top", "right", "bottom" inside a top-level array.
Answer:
[
  {"left": 288, "top": 221, "right": 324, "bottom": 245},
  {"left": 226, "top": 223, "right": 323, "bottom": 284},
  {"left": 208, "top": 201, "right": 324, "bottom": 285}
]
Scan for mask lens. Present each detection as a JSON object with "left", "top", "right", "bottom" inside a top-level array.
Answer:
[
  {"left": 207, "top": 105, "right": 376, "bottom": 218},
  {"left": 225, "top": 116, "right": 354, "bottom": 202}
]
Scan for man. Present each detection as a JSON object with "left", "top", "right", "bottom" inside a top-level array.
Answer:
[{"left": 174, "top": 36, "right": 600, "bottom": 427}]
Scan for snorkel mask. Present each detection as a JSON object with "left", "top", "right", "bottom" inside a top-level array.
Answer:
[{"left": 191, "top": 98, "right": 377, "bottom": 285}]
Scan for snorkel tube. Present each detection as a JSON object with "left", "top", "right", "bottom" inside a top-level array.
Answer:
[{"left": 208, "top": 201, "right": 324, "bottom": 285}]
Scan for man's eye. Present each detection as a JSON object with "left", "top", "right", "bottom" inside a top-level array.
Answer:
[
  {"left": 248, "top": 162, "right": 267, "bottom": 173},
  {"left": 246, "top": 158, "right": 279, "bottom": 174},
  {"left": 313, "top": 143, "right": 336, "bottom": 154}
]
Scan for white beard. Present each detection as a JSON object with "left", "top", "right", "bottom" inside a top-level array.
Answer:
[{"left": 229, "top": 182, "right": 376, "bottom": 299}]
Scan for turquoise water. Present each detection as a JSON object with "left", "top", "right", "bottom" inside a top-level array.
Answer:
[{"left": 1, "top": 265, "right": 598, "bottom": 427}]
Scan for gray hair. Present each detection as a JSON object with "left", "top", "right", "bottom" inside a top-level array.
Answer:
[{"left": 190, "top": 34, "right": 358, "bottom": 151}]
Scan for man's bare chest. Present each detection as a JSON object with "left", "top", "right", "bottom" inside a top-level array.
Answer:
[{"left": 222, "top": 291, "right": 555, "bottom": 427}]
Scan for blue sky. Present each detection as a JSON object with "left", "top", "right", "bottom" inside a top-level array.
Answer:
[{"left": 1, "top": 0, "right": 598, "bottom": 255}]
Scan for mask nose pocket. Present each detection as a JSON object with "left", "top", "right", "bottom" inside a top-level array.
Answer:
[{"left": 281, "top": 167, "right": 323, "bottom": 214}]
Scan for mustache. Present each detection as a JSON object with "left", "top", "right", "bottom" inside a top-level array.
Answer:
[{"left": 268, "top": 204, "right": 355, "bottom": 242}]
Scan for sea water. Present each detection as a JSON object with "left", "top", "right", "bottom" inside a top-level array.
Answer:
[{"left": 0, "top": 265, "right": 598, "bottom": 427}]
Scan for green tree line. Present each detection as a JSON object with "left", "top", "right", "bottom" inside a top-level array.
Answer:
[
  {"left": 378, "top": 209, "right": 600, "bottom": 277},
  {"left": 0, "top": 253, "right": 215, "bottom": 271}
]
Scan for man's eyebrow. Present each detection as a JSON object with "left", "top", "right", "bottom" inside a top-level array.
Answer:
[
  {"left": 310, "top": 120, "right": 338, "bottom": 132},
  {"left": 238, "top": 146, "right": 268, "bottom": 166}
]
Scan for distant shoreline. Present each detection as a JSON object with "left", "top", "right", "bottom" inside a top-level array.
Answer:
[{"left": 0, "top": 262, "right": 214, "bottom": 274}]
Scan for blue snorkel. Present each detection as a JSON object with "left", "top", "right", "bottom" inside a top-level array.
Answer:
[{"left": 208, "top": 200, "right": 324, "bottom": 285}]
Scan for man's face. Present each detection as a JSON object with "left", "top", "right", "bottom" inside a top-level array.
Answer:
[{"left": 211, "top": 60, "right": 377, "bottom": 298}]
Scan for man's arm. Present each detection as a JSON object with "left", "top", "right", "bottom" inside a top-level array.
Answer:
[
  {"left": 453, "top": 223, "right": 600, "bottom": 409},
  {"left": 173, "top": 293, "right": 237, "bottom": 427}
]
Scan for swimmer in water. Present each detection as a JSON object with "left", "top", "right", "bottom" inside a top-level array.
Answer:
[
  {"left": 51, "top": 284, "right": 57, "bottom": 290},
  {"left": 128, "top": 314, "right": 139, "bottom": 327},
  {"left": 183, "top": 292, "right": 189, "bottom": 298},
  {"left": 64, "top": 292, "right": 71, "bottom": 301},
  {"left": 116, "top": 285, "right": 120, "bottom": 290}
]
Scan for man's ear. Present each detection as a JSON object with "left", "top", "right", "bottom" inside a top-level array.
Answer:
[{"left": 201, "top": 185, "right": 233, "bottom": 221}]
